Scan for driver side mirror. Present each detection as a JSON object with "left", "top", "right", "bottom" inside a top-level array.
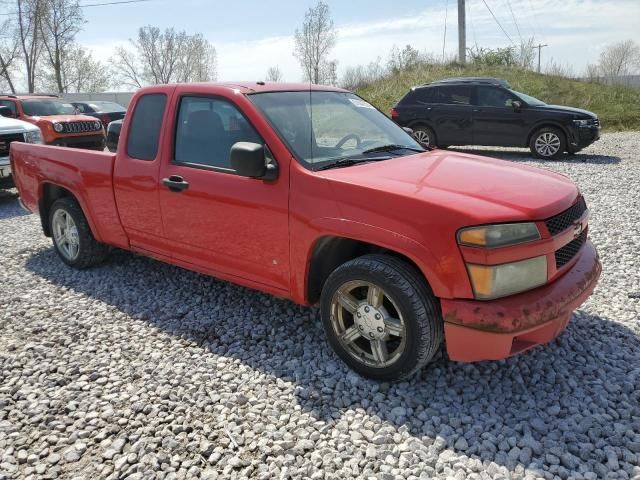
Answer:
[
  {"left": 0, "top": 106, "right": 14, "bottom": 118},
  {"left": 512, "top": 100, "right": 522, "bottom": 112},
  {"left": 230, "top": 142, "right": 278, "bottom": 181}
]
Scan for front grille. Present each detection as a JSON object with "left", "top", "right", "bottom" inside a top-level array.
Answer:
[
  {"left": 555, "top": 230, "right": 587, "bottom": 268},
  {"left": 545, "top": 197, "right": 587, "bottom": 236},
  {"left": 63, "top": 121, "right": 99, "bottom": 134},
  {"left": 0, "top": 133, "right": 25, "bottom": 156}
]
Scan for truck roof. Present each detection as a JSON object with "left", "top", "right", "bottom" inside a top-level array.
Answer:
[
  {"left": 166, "top": 82, "right": 349, "bottom": 94},
  {"left": 0, "top": 94, "right": 60, "bottom": 100}
]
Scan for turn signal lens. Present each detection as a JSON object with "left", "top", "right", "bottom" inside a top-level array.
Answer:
[
  {"left": 467, "top": 256, "right": 548, "bottom": 300},
  {"left": 458, "top": 223, "right": 540, "bottom": 248}
]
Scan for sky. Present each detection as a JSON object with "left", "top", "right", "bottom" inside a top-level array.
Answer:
[{"left": 34, "top": 0, "right": 640, "bottom": 87}]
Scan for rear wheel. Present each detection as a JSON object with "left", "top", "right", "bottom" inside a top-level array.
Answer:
[
  {"left": 49, "top": 197, "right": 110, "bottom": 269},
  {"left": 529, "top": 127, "right": 566, "bottom": 159},
  {"left": 412, "top": 126, "right": 436, "bottom": 149},
  {"left": 320, "top": 254, "right": 443, "bottom": 381}
]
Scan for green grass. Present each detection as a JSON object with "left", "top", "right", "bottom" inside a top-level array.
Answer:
[{"left": 357, "top": 64, "right": 640, "bottom": 131}]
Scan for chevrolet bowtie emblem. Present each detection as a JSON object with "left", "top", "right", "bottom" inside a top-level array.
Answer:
[{"left": 573, "top": 222, "right": 583, "bottom": 238}]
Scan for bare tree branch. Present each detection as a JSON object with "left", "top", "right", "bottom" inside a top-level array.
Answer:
[{"left": 293, "top": 1, "right": 336, "bottom": 84}]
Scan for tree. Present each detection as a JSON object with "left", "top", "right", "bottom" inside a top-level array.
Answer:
[
  {"left": 340, "top": 57, "right": 385, "bottom": 91},
  {"left": 293, "top": 1, "right": 337, "bottom": 84},
  {"left": 111, "top": 26, "right": 217, "bottom": 88},
  {"left": 598, "top": 40, "right": 640, "bottom": 78},
  {"left": 39, "top": 0, "right": 84, "bottom": 93},
  {"left": 16, "top": 0, "right": 46, "bottom": 92},
  {"left": 387, "top": 45, "right": 420, "bottom": 73},
  {"left": 265, "top": 65, "right": 283, "bottom": 82},
  {"left": 40, "top": 45, "right": 109, "bottom": 92},
  {"left": 0, "top": 18, "right": 20, "bottom": 93}
]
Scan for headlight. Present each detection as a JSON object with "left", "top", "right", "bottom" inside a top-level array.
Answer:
[
  {"left": 466, "top": 256, "right": 547, "bottom": 300},
  {"left": 458, "top": 223, "right": 540, "bottom": 248},
  {"left": 53, "top": 122, "right": 64, "bottom": 133},
  {"left": 573, "top": 119, "right": 593, "bottom": 127},
  {"left": 24, "top": 129, "right": 43, "bottom": 144},
  {"left": 94, "top": 120, "right": 102, "bottom": 130}
]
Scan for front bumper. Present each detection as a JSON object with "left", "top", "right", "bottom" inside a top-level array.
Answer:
[
  {"left": 49, "top": 134, "right": 105, "bottom": 150},
  {"left": 0, "top": 156, "right": 14, "bottom": 188},
  {"left": 442, "top": 240, "right": 601, "bottom": 362},
  {"left": 567, "top": 125, "right": 600, "bottom": 152}
]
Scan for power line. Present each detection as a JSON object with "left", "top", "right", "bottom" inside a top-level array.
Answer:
[
  {"left": 505, "top": 0, "right": 523, "bottom": 44},
  {"left": 467, "top": 0, "right": 478, "bottom": 49},
  {"left": 481, "top": 0, "right": 516, "bottom": 46},
  {"left": 0, "top": 0, "right": 152, "bottom": 16}
]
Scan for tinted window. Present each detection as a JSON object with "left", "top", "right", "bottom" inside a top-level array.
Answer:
[
  {"left": 92, "top": 101, "right": 126, "bottom": 113},
  {"left": 432, "top": 86, "right": 472, "bottom": 105},
  {"left": 174, "top": 96, "right": 262, "bottom": 170},
  {"left": 476, "top": 86, "right": 516, "bottom": 107},
  {"left": 22, "top": 99, "right": 75, "bottom": 116},
  {"left": 399, "top": 88, "right": 434, "bottom": 106},
  {"left": 127, "top": 93, "right": 166, "bottom": 161},
  {"left": 0, "top": 100, "right": 17, "bottom": 115},
  {"left": 73, "top": 103, "right": 88, "bottom": 113}
]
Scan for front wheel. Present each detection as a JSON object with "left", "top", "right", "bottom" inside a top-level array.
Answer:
[
  {"left": 412, "top": 126, "right": 436, "bottom": 149},
  {"left": 529, "top": 127, "right": 566, "bottom": 159},
  {"left": 49, "top": 197, "right": 110, "bottom": 269},
  {"left": 320, "top": 254, "right": 443, "bottom": 381}
]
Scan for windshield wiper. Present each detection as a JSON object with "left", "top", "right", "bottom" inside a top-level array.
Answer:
[
  {"left": 362, "top": 144, "right": 425, "bottom": 154},
  {"left": 314, "top": 156, "right": 392, "bottom": 171}
]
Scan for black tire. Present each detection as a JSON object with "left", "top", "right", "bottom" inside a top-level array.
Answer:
[
  {"left": 529, "top": 127, "right": 566, "bottom": 159},
  {"left": 412, "top": 126, "right": 437, "bottom": 149},
  {"left": 48, "top": 197, "right": 110, "bottom": 269},
  {"left": 320, "top": 254, "right": 443, "bottom": 381}
]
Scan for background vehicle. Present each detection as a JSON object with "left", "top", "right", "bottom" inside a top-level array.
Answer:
[
  {"left": 106, "top": 119, "right": 123, "bottom": 152},
  {"left": 0, "top": 94, "right": 105, "bottom": 150},
  {"left": 391, "top": 77, "right": 601, "bottom": 159},
  {"left": 0, "top": 114, "right": 43, "bottom": 189},
  {"left": 71, "top": 101, "right": 126, "bottom": 128},
  {"left": 10, "top": 82, "right": 601, "bottom": 381}
]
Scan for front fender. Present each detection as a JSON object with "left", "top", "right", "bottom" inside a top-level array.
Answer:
[{"left": 290, "top": 215, "right": 468, "bottom": 305}]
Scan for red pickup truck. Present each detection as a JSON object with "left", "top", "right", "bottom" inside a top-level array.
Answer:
[{"left": 10, "top": 82, "right": 601, "bottom": 381}]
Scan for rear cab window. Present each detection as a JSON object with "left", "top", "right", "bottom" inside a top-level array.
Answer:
[
  {"left": 0, "top": 100, "right": 17, "bottom": 116},
  {"left": 127, "top": 93, "right": 167, "bottom": 161}
]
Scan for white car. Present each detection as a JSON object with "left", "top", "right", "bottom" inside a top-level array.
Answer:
[{"left": 0, "top": 114, "right": 43, "bottom": 189}]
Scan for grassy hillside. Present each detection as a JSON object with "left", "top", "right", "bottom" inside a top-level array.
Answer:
[{"left": 357, "top": 65, "right": 640, "bottom": 131}]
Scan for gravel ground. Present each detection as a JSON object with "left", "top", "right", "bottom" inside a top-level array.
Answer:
[{"left": 1, "top": 132, "right": 639, "bottom": 480}]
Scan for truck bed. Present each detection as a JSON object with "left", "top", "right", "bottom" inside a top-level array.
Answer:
[{"left": 10, "top": 143, "right": 128, "bottom": 247}]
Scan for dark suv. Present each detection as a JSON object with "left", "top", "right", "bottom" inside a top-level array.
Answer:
[{"left": 391, "top": 77, "right": 600, "bottom": 159}]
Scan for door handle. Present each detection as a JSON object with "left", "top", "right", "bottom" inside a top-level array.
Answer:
[{"left": 162, "top": 175, "right": 189, "bottom": 193}]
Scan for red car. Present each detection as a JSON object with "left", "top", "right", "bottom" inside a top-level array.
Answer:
[{"left": 10, "top": 82, "right": 601, "bottom": 381}]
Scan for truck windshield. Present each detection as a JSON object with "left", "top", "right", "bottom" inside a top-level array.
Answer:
[
  {"left": 22, "top": 99, "right": 76, "bottom": 116},
  {"left": 249, "top": 91, "right": 424, "bottom": 170}
]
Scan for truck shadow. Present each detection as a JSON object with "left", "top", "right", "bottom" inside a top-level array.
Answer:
[
  {"left": 24, "top": 247, "right": 639, "bottom": 477},
  {"left": 447, "top": 148, "right": 622, "bottom": 165},
  {"left": 0, "top": 191, "right": 30, "bottom": 220}
]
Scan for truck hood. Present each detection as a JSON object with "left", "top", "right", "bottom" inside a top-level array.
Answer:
[
  {"left": 320, "top": 149, "right": 578, "bottom": 221},
  {"left": 534, "top": 104, "right": 597, "bottom": 118},
  {"left": 30, "top": 114, "right": 99, "bottom": 122},
  {"left": 0, "top": 115, "right": 39, "bottom": 133}
]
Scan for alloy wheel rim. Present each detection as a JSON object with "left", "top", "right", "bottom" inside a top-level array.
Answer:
[
  {"left": 535, "top": 132, "right": 561, "bottom": 157},
  {"left": 330, "top": 280, "right": 406, "bottom": 368},
  {"left": 413, "top": 130, "right": 430, "bottom": 147},
  {"left": 52, "top": 210, "right": 80, "bottom": 261}
]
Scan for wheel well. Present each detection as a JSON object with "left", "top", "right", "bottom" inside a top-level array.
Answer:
[
  {"left": 526, "top": 123, "right": 568, "bottom": 147},
  {"left": 306, "top": 236, "right": 428, "bottom": 305},
  {"left": 39, "top": 183, "right": 76, "bottom": 237}
]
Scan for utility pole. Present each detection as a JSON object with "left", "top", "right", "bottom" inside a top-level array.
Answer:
[
  {"left": 536, "top": 43, "right": 548, "bottom": 73},
  {"left": 458, "top": 0, "right": 466, "bottom": 64}
]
